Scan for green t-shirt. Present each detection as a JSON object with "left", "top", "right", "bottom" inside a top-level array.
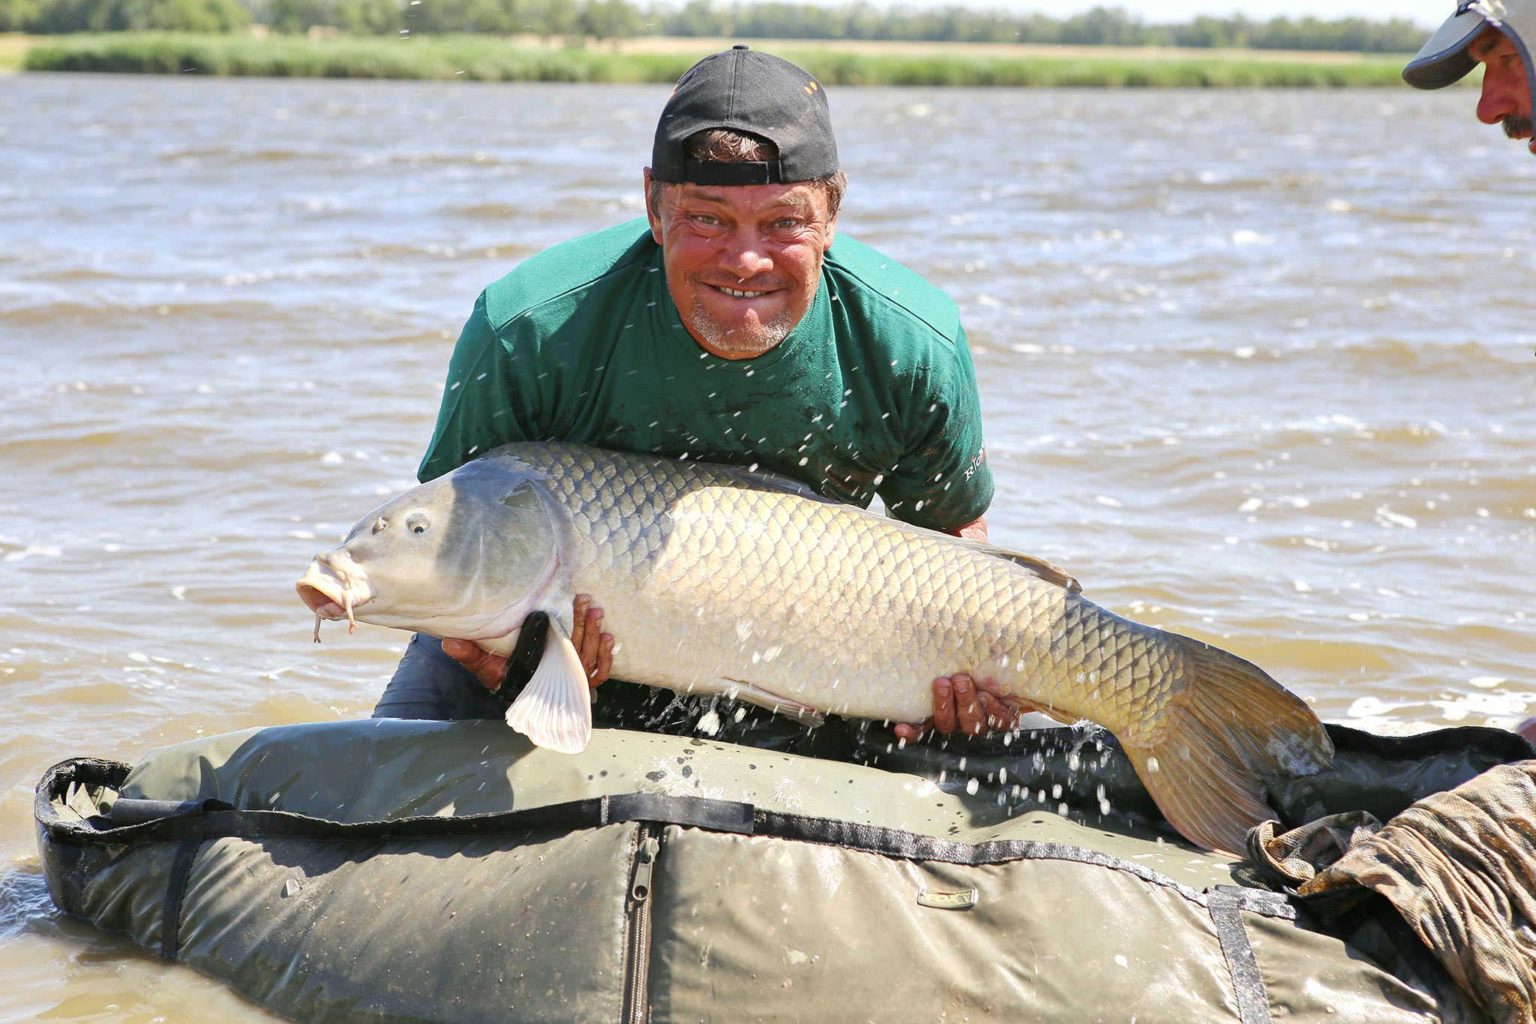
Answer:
[{"left": 420, "top": 218, "right": 993, "bottom": 532}]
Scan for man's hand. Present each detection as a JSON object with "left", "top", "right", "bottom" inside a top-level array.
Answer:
[
  {"left": 892, "top": 673, "right": 1020, "bottom": 743},
  {"left": 568, "top": 594, "right": 615, "bottom": 687},
  {"left": 440, "top": 637, "right": 509, "bottom": 691},
  {"left": 443, "top": 594, "right": 614, "bottom": 693}
]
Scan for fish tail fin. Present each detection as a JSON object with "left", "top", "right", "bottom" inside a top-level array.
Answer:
[
  {"left": 506, "top": 622, "right": 593, "bottom": 754},
  {"left": 1121, "top": 635, "right": 1333, "bottom": 856}
]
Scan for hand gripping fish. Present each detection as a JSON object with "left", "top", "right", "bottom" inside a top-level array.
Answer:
[{"left": 297, "top": 442, "right": 1332, "bottom": 854}]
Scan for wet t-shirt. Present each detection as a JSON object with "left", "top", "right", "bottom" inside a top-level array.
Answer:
[{"left": 419, "top": 218, "right": 992, "bottom": 532}]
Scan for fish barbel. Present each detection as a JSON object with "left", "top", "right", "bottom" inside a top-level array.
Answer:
[{"left": 297, "top": 442, "right": 1332, "bottom": 854}]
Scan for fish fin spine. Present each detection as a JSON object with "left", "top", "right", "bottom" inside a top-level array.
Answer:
[
  {"left": 1120, "top": 635, "right": 1334, "bottom": 856},
  {"left": 506, "top": 622, "right": 593, "bottom": 754}
]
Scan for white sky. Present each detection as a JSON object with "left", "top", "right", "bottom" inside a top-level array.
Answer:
[{"left": 957, "top": 1, "right": 1452, "bottom": 31}]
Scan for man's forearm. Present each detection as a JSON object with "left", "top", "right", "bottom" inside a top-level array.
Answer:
[{"left": 947, "top": 515, "right": 988, "bottom": 543}]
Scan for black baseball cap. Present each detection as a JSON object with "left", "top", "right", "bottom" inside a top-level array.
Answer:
[{"left": 651, "top": 45, "right": 840, "bottom": 186}]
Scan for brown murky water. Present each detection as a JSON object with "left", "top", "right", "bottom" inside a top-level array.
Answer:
[{"left": 1, "top": 73, "right": 1533, "bottom": 1020}]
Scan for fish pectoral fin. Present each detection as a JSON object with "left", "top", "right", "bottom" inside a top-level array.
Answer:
[
  {"left": 506, "top": 622, "right": 593, "bottom": 754},
  {"left": 721, "top": 678, "right": 826, "bottom": 728}
]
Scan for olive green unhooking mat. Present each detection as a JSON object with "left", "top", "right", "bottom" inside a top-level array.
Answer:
[{"left": 33, "top": 719, "right": 1536, "bottom": 1023}]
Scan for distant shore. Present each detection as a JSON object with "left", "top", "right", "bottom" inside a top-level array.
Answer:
[{"left": 11, "top": 32, "right": 1423, "bottom": 87}]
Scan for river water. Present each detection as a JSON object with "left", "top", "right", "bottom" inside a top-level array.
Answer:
[{"left": 0, "top": 72, "right": 1532, "bottom": 1020}]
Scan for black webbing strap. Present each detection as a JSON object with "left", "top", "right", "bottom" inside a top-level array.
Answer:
[
  {"left": 158, "top": 838, "right": 203, "bottom": 960},
  {"left": 51, "top": 793, "right": 761, "bottom": 846},
  {"left": 600, "top": 792, "right": 754, "bottom": 833},
  {"left": 1207, "top": 887, "right": 1277, "bottom": 1024}
]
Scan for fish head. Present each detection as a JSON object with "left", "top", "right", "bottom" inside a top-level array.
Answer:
[{"left": 297, "top": 457, "right": 562, "bottom": 643}]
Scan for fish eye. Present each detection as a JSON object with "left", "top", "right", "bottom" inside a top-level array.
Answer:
[
  {"left": 371, "top": 517, "right": 388, "bottom": 534},
  {"left": 406, "top": 512, "right": 431, "bottom": 535}
]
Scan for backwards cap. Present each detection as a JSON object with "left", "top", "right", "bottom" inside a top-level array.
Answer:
[{"left": 651, "top": 45, "right": 839, "bottom": 186}]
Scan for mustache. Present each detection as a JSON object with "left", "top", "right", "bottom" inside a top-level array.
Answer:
[{"left": 1503, "top": 115, "right": 1534, "bottom": 139}]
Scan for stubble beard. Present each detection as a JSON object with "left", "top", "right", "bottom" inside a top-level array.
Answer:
[{"left": 689, "top": 305, "right": 797, "bottom": 358}]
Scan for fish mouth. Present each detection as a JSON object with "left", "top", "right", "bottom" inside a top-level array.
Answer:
[{"left": 297, "top": 559, "right": 374, "bottom": 638}]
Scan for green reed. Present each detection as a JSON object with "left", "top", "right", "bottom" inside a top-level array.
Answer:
[{"left": 22, "top": 33, "right": 1413, "bottom": 88}]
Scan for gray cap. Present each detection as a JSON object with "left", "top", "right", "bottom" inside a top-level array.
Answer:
[{"left": 1403, "top": 2, "right": 1489, "bottom": 88}]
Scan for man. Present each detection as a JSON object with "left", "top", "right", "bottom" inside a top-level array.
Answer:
[
  {"left": 1404, "top": 0, "right": 1535, "bottom": 156},
  {"left": 374, "top": 46, "right": 1017, "bottom": 748}
]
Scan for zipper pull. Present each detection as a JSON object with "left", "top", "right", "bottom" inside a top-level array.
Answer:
[{"left": 632, "top": 835, "right": 661, "bottom": 902}]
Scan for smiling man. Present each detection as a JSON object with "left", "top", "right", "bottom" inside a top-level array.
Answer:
[
  {"left": 376, "top": 47, "right": 1012, "bottom": 745},
  {"left": 1405, "top": 0, "right": 1536, "bottom": 156}
]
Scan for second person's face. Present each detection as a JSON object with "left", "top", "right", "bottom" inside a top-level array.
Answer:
[{"left": 1470, "top": 26, "right": 1535, "bottom": 155}]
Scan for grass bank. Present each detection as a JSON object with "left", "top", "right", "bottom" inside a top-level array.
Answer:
[
  {"left": 0, "top": 33, "right": 32, "bottom": 72},
  {"left": 21, "top": 32, "right": 1416, "bottom": 87}
]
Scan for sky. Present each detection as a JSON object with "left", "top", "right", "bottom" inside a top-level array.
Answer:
[{"left": 965, "top": 1, "right": 1453, "bottom": 30}]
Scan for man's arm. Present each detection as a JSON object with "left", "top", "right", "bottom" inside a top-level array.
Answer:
[
  {"left": 950, "top": 515, "right": 988, "bottom": 543},
  {"left": 417, "top": 293, "right": 539, "bottom": 483}
]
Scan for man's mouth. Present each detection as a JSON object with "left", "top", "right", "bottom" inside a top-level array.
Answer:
[{"left": 712, "top": 283, "right": 777, "bottom": 299}]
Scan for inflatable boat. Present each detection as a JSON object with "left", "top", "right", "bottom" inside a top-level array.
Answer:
[{"left": 34, "top": 717, "right": 1534, "bottom": 1022}]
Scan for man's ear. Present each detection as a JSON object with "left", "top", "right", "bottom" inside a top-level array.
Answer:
[{"left": 643, "top": 168, "right": 664, "bottom": 245}]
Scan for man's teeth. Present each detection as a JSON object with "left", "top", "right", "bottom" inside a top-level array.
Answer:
[{"left": 719, "top": 286, "right": 764, "bottom": 298}]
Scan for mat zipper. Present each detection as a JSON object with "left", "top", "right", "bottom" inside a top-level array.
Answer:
[{"left": 622, "top": 823, "right": 662, "bottom": 1023}]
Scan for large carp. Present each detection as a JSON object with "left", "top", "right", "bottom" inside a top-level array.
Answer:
[{"left": 297, "top": 442, "right": 1332, "bottom": 854}]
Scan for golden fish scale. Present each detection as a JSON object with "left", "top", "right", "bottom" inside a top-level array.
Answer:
[{"left": 510, "top": 443, "right": 1182, "bottom": 731}]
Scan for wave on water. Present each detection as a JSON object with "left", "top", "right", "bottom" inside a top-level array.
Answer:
[
  {"left": 1335, "top": 335, "right": 1527, "bottom": 371},
  {"left": 157, "top": 145, "right": 320, "bottom": 164},
  {"left": 357, "top": 150, "right": 513, "bottom": 167},
  {"left": 440, "top": 202, "right": 524, "bottom": 221},
  {"left": 1042, "top": 332, "right": 1516, "bottom": 368},
  {"left": 353, "top": 241, "right": 536, "bottom": 263},
  {"left": 0, "top": 871, "right": 55, "bottom": 941},
  {"left": 0, "top": 298, "right": 287, "bottom": 328}
]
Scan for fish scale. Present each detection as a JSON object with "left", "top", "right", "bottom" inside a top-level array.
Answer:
[{"left": 297, "top": 441, "right": 1333, "bottom": 854}]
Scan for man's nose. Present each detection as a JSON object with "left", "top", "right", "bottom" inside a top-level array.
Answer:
[
  {"left": 1477, "top": 65, "right": 1521, "bottom": 125},
  {"left": 720, "top": 229, "right": 773, "bottom": 277}
]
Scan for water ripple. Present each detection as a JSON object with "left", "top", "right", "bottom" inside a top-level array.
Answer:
[{"left": 0, "top": 871, "right": 56, "bottom": 941}]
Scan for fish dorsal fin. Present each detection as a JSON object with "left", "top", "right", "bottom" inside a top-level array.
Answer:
[
  {"left": 961, "top": 541, "right": 1082, "bottom": 593},
  {"left": 506, "top": 621, "right": 592, "bottom": 754}
]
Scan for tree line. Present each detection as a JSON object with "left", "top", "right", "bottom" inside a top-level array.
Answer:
[{"left": 0, "top": 0, "right": 1430, "bottom": 55}]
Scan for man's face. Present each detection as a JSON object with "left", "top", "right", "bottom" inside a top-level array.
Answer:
[
  {"left": 1469, "top": 26, "right": 1535, "bottom": 155},
  {"left": 644, "top": 172, "right": 836, "bottom": 360}
]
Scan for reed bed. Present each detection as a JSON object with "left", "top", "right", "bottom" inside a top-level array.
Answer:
[
  {"left": 23, "top": 32, "right": 1414, "bottom": 87},
  {"left": 0, "top": 33, "right": 32, "bottom": 72}
]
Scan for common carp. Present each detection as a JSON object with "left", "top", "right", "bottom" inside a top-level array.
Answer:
[{"left": 297, "top": 442, "right": 1332, "bottom": 854}]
